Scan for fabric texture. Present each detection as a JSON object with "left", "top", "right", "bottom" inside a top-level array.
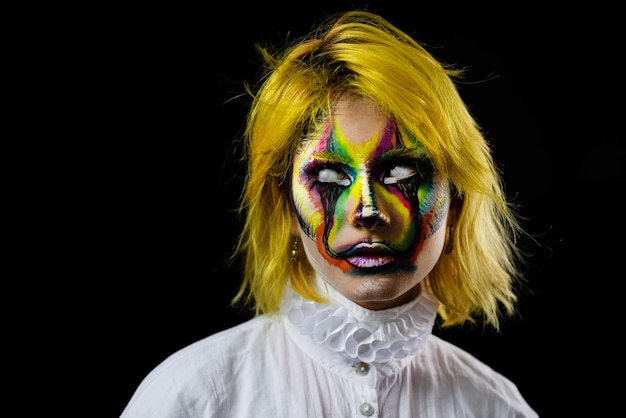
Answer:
[{"left": 120, "top": 278, "right": 538, "bottom": 418}]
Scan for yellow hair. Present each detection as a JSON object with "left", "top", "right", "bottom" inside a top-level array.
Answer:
[{"left": 230, "top": 10, "right": 527, "bottom": 330}]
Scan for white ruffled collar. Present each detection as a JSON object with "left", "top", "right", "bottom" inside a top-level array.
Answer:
[{"left": 280, "top": 276, "right": 439, "bottom": 374}]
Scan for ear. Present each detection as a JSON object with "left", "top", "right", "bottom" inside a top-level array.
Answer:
[
  {"left": 447, "top": 185, "right": 463, "bottom": 226},
  {"left": 290, "top": 211, "right": 300, "bottom": 236}
]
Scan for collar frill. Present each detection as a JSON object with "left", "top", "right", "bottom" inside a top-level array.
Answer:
[{"left": 281, "top": 278, "right": 439, "bottom": 373}]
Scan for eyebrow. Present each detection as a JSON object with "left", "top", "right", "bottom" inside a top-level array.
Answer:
[
  {"left": 309, "top": 146, "right": 425, "bottom": 166},
  {"left": 308, "top": 149, "right": 351, "bottom": 165},
  {"left": 375, "top": 147, "right": 425, "bottom": 165}
]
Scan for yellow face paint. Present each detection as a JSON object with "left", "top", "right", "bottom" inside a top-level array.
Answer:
[{"left": 291, "top": 106, "right": 449, "bottom": 274}]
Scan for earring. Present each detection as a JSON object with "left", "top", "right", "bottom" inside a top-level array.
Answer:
[
  {"left": 290, "top": 237, "right": 299, "bottom": 263},
  {"left": 445, "top": 226, "right": 454, "bottom": 255}
]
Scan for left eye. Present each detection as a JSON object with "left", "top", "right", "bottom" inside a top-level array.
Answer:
[
  {"left": 318, "top": 167, "right": 351, "bottom": 186},
  {"left": 384, "top": 164, "right": 418, "bottom": 184}
]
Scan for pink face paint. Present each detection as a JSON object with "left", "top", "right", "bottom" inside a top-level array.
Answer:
[{"left": 292, "top": 113, "right": 449, "bottom": 275}]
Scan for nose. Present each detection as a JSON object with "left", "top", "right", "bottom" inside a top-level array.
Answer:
[{"left": 351, "top": 203, "right": 390, "bottom": 229}]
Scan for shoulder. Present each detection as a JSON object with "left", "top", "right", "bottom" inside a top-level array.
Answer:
[
  {"left": 120, "top": 315, "right": 283, "bottom": 418},
  {"left": 422, "top": 334, "right": 504, "bottom": 378},
  {"left": 156, "top": 314, "right": 280, "bottom": 374},
  {"left": 418, "top": 335, "right": 538, "bottom": 417}
]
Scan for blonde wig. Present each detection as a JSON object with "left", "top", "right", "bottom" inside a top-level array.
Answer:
[{"left": 231, "top": 10, "right": 527, "bottom": 330}]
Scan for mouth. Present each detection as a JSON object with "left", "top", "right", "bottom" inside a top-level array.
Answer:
[{"left": 342, "top": 242, "right": 397, "bottom": 269}]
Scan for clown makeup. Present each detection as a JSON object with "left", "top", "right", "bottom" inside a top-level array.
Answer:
[{"left": 291, "top": 96, "right": 451, "bottom": 310}]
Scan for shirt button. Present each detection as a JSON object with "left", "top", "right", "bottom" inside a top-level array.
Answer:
[
  {"left": 359, "top": 402, "right": 375, "bottom": 416},
  {"left": 354, "top": 362, "right": 370, "bottom": 376}
]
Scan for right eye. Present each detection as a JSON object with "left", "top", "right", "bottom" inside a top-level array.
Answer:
[{"left": 318, "top": 167, "right": 351, "bottom": 186}]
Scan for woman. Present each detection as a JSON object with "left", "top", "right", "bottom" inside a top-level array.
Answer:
[{"left": 121, "top": 10, "right": 538, "bottom": 417}]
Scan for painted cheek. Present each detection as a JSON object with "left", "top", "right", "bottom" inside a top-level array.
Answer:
[
  {"left": 324, "top": 191, "right": 355, "bottom": 248},
  {"left": 294, "top": 187, "right": 324, "bottom": 234},
  {"left": 292, "top": 158, "right": 324, "bottom": 237},
  {"left": 378, "top": 188, "right": 417, "bottom": 250},
  {"left": 317, "top": 187, "right": 362, "bottom": 271},
  {"left": 376, "top": 183, "right": 416, "bottom": 248},
  {"left": 417, "top": 178, "right": 450, "bottom": 237}
]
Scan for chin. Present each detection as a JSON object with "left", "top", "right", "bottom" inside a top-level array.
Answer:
[{"left": 345, "top": 276, "right": 422, "bottom": 309}]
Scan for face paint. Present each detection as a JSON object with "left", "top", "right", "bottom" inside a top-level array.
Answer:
[{"left": 291, "top": 96, "right": 450, "bottom": 309}]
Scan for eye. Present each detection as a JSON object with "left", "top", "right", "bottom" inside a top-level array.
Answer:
[
  {"left": 383, "top": 163, "right": 418, "bottom": 184},
  {"left": 318, "top": 167, "right": 351, "bottom": 186}
]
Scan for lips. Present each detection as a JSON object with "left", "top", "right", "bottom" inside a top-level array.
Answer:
[
  {"left": 342, "top": 242, "right": 397, "bottom": 268},
  {"left": 346, "top": 255, "right": 396, "bottom": 268}
]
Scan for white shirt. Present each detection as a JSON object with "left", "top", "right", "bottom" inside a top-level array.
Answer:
[{"left": 121, "top": 282, "right": 538, "bottom": 417}]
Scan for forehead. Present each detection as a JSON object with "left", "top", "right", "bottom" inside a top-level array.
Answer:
[{"left": 327, "top": 96, "right": 391, "bottom": 146}]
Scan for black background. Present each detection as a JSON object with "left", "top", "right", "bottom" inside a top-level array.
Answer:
[{"left": 92, "top": 1, "right": 624, "bottom": 416}]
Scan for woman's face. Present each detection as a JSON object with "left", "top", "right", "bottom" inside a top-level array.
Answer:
[{"left": 291, "top": 96, "right": 451, "bottom": 310}]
